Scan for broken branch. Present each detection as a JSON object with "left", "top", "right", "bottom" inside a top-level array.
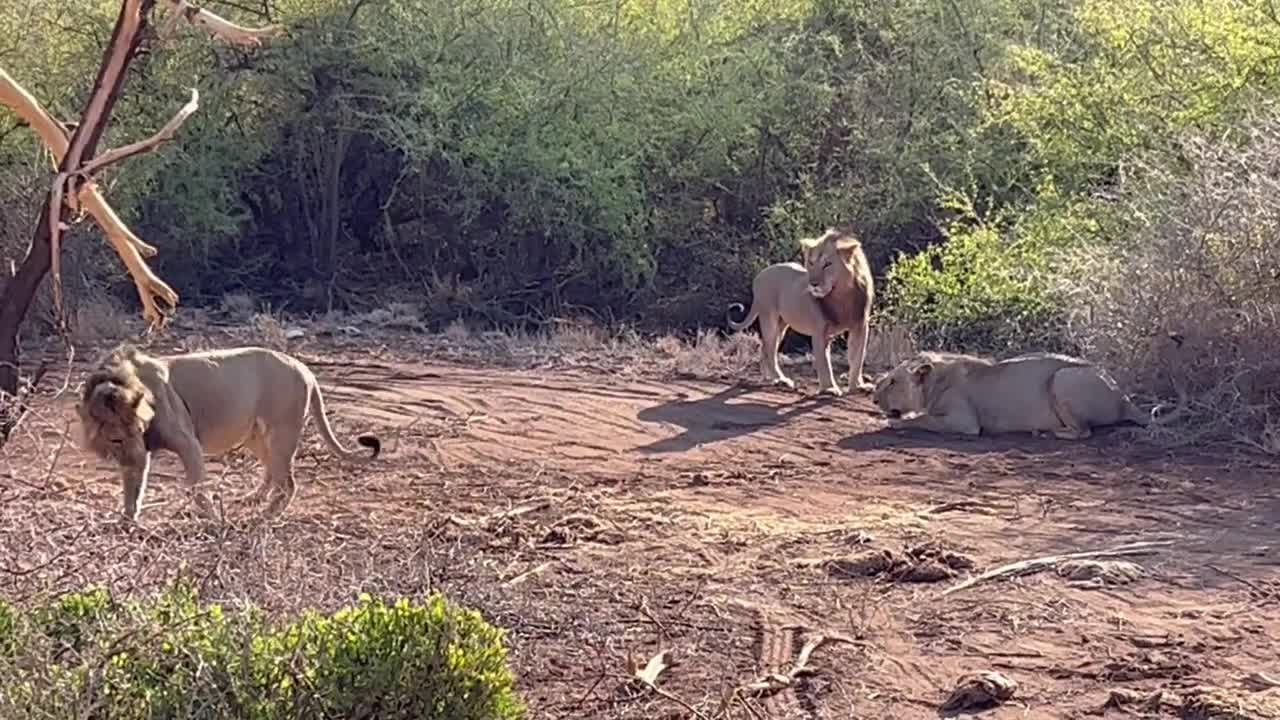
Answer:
[
  {"left": 739, "top": 635, "right": 853, "bottom": 695},
  {"left": 633, "top": 650, "right": 672, "bottom": 686},
  {"left": 626, "top": 650, "right": 708, "bottom": 720},
  {"left": 165, "top": 0, "right": 285, "bottom": 46},
  {"left": 74, "top": 89, "right": 199, "bottom": 181},
  {"left": 48, "top": 88, "right": 197, "bottom": 324},
  {"left": 2, "top": 64, "right": 179, "bottom": 327},
  {"left": 940, "top": 540, "right": 1174, "bottom": 596},
  {"left": 0, "top": 68, "right": 157, "bottom": 257}
]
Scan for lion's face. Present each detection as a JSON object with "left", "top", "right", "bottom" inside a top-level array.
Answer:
[
  {"left": 872, "top": 358, "right": 932, "bottom": 418},
  {"left": 76, "top": 377, "right": 153, "bottom": 467},
  {"left": 801, "top": 230, "right": 861, "bottom": 299}
]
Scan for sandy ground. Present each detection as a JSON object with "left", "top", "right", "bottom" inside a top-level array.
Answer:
[{"left": 3, "top": 336, "right": 1279, "bottom": 719}]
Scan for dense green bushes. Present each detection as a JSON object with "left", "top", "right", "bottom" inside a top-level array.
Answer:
[
  {"left": 0, "top": 582, "right": 523, "bottom": 720},
  {"left": 2, "top": 0, "right": 1280, "bottom": 441},
  {"left": 0, "top": 0, "right": 1032, "bottom": 325}
]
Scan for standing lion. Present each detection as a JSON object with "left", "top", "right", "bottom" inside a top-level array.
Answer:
[
  {"left": 75, "top": 344, "right": 381, "bottom": 522},
  {"left": 726, "top": 226, "right": 875, "bottom": 396}
]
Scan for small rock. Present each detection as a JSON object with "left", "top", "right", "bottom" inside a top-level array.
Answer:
[
  {"left": 895, "top": 560, "right": 956, "bottom": 583},
  {"left": 825, "top": 549, "right": 899, "bottom": 578},
  {"left": 1057, "top": 559, "right": 1144, "bottom": 585},
  {"left": 940, "top": 670, "right": 1018, "bottom": 715},
  {"left": 1181, "top": 685, "right": 1280, "bottom": 720}
]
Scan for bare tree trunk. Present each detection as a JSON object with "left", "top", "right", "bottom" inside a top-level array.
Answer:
[
  {"left": 0, "top": 0, "right": 156, "bottom": 438},
  {"left": 0, "top": 198, "right": 54, "bottom": 402}
]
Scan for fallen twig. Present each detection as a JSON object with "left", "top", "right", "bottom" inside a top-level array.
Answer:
[
  {"left": 941, "top": 541, "right": 1174, "bottom": 596},
  {"left": 1207, "top": 564, "right": 1274, "bottom": 598},
  {"left": 739, "top": 634, "right": 855, "bottom": 696},
  {"left": 1242, "top": 672, "right": 1280, "bottom": 691},
  {"left": 627, "top": 650, "right": 709, "bottom": 720},
  {"left": 633, "top": 649, "right": 672, "bottom": 686},
  {"left": 503, "top": 561, "right": 551, "bottom": 587}
]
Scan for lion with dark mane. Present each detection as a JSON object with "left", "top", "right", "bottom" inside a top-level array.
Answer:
[
  {"left": 726, "top": 226, "right": 875, "bottom": 396},
  {"left": 76, "top": 344, "right": 381, "bottom": 521}
]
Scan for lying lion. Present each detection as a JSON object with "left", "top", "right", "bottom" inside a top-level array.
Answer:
[
  {"left": 872, "top": 351, "right": 1185, "bottom": 439},
  {"left": 727, "top": 226, "right": 875, "bottom": 396},
  {"left": 75, "top": 344, "right": 381, "bottom": 522}
]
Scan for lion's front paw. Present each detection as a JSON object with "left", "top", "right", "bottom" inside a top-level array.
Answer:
[
  {"left": 117, "top": 510, "right": 142, "bottom": 529},
  {"left": 818, "top": 384, "right": 844, "bottom": 398},
  {"left": 771, "top": 376, "right": 797, "bottom": 390}
]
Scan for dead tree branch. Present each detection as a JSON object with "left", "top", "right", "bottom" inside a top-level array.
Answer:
[
  {"left": 163, "top": 0, "right": 285, "bottom": 46},
  {"left": 50, "top": 89, "right": 199, "bottom": 319},
  {"left": 0, "top": 66, "right": 180, "bottom": 327}
]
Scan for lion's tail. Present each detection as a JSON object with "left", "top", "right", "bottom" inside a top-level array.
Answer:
[
  {"left": 309, "top": 384, "right": 381, "bottom": 462},
  {"left": 726, "top": 301, "right": 758, "bottom": 332}
]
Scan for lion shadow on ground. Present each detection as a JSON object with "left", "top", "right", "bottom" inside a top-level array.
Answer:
[
  {"left": 634, "top": 383, "right": 834, "bottom": 454},
  {"left": 839, "top": 426, "right": 1065, "bottom": 455},
  {"left": 837, "top": 423, "right": 1165, "bottom": 456}
]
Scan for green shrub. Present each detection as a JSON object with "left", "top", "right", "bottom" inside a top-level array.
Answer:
[{"left": 0, "top": 581, "right": 523, "bottom": 720}]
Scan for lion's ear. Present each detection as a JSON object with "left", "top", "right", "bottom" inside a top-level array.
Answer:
[
  {"left": 797, "top": 234, "right": 821, "bottom": 250},
  {"left": 911, "top": 362, "right": 933, "bottom": 381}
]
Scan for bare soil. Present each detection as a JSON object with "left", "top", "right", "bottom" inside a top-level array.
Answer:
[{"left": 3, "top": 333, "right": 1279, "bottom": 719}]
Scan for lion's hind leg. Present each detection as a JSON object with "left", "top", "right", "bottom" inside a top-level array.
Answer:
[
  {"left": 759, "top": 314, "right": 795, "bottom": 389},
  {"left": 1048, "top": 368, "right": 1095, "bottom": 440},
  {"left": 262, "top": 420, "right": 304, "bottom": 518},
  {"left": 240, "top": 425, "right": 274, "bottom": 504}
]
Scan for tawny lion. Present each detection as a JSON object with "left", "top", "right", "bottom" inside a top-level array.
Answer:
[
  {"left": 872, "top": 351, "right": 1186, "bottom": 439},
  {"left": 75, "top": 344, "right": 381, "bottom": 521},
  {"left": 727, "top": 226, "right": 875, "bottom": 396}
]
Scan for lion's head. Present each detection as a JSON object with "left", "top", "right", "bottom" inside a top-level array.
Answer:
[
  {"left": 872, "top": 355, "right": 936, "bottom": 419},
  {"left": 75, "top": 348, "right": 154, "bottom": 466},
  {"left": 799, "top": 227, "right": 865, "bottom": 299}
]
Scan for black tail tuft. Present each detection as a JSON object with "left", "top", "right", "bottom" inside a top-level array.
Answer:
[
  {"left": 726, "top": 302, "right": 747, "bottom": 325},
  {"left": 357, "top": 434, "right": 381, "bottom": 459}
]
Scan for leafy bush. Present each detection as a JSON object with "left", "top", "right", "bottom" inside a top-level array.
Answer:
[
  {"left": 882, "top": 179, "right": 1106, "bottom": 354},
  {"left": 0, "top": 0, "right": 1048, "bottom": 329},
  {"left": 0, "top": 581, "right": 524, "bottom": 720}
]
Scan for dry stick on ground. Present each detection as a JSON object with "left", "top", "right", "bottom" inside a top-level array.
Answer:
[
  {"left": 739, "top": 635, "right": 855, "bottom": 695},
  {"left": 628, "top": 650, "right": 712, "bottom": 720},
  {"left": 940, "top": 541, "right": 1175, "bottom": 596}
]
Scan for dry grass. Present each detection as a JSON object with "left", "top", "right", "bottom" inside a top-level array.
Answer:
[
  {"left": 1057, "top": 113, "right": 1280, "bottom": 452},
  {"left": 303, "top": 312, "right": 918, "bottom": 386},
  {"left": 219, "top": 291, "right": 257, "bottom": 321}
]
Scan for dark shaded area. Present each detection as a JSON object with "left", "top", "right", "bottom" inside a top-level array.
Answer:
[{"left": 635, "top": 385, "right": 833, "bottom": 453}]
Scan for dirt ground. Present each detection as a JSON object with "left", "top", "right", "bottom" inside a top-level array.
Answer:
[{"left": 3, "top": 330, "right": 1279, "bottom": 719}]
